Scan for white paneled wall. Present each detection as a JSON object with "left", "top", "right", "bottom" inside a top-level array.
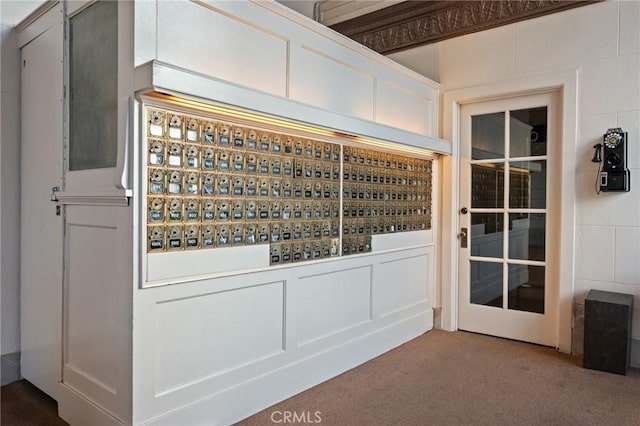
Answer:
[
  {"left": 390, "top": 1, "right": 640, "bottom": 363},
  {"left": 133, "top": 246, "right": 434, "bottom": 425},
  {"left": 291, "top": 44, "right": 375, "bottom": 119},
  {"left": 387, "top": 44, "right": 439, "bottom": 85},
  {"left": 156, "top": 1, "right": 290, "bottom": 98},
  {"left": 135, "top": 0, "right": 444, "bottom": 148}
]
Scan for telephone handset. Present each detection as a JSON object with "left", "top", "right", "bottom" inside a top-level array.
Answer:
[{"left": 592, "top": 128, "right": 630, "bottom": 192}]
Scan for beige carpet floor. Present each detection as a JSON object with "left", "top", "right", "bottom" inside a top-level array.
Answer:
[
  {"left": 239, "top": 330, "right": 640, "bottom": 426},
  {"left": 2, "top": 330, "right": 639, "bottom": 425}
]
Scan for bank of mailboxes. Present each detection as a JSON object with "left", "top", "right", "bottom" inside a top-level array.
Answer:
[{"left": 146, "top": 107, "right": 432, "bottom": 265}]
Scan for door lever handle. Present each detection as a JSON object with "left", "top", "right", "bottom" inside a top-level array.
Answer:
[{"left": 459, "top": 227, "right": 468, "bottom": 248}]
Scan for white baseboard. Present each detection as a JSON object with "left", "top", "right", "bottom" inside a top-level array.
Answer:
[{"left": 58, "top": 384, "right": 128, "bottom": 426}]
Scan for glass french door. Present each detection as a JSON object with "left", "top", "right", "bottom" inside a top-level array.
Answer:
[{"left": 458, "top": 92, "right": 560, "bottom": 346}]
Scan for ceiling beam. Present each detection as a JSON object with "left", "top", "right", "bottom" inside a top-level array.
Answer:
[{"left": 330, "top": 0, "right": 601, "bottom": 55}]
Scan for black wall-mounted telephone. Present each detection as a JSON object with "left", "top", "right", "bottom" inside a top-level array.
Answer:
[{"left": 592, "top": 128, "right": 630, "bottom": 192}]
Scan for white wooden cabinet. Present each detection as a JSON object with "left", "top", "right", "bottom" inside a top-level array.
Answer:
[{"left": 19, "top": 1, "right": 449, "bottom": 425}]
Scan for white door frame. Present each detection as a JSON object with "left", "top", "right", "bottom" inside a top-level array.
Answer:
[{"left": 440, "top": 71, "right": 579, "bottom": 353}]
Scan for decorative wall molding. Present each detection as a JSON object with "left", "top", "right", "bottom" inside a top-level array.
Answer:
[{"left": 330, "top": 1, "right": 600, "bottom": 54}]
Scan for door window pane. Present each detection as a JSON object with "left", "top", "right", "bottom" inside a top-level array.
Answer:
[
  {"left": 69, "top": 1, "right": 118, "bottom": 170},
  {"left": 509, "top": 161, "right": 546, "bottom": 209},
  {"left": 508, "top": 264, "right": 545, "bottom": 314},
  {"left": 471, "top": 163, "right": 504, "bottom": 208},
  {"left": 471, "top": 213, "right": 504, "bottom": 258},
  {"left": 472, "top": 113, "right": 505, "bottom": 159},
  {"left": 510, "top": 107, "right": 547, "bottom": 157},
  {"left": 508, "top": 213, "right": 545, "bottom": 262},
  {"left": 470, "top": 261, "right": 503, "bottom": 308}
]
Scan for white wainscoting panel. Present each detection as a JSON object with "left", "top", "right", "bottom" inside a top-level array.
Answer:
[
  {"left": 143, "top": 309, "right": 430, "bottom": 426},
  {"left": 374, "top": 249, "right": 432, "bottom": 318},
  {"left": 372, "top": 230, "right": 432, "bottom": 251},
  {"left": 375, "top": 78, "right": 435, "bottom": 138},
  {"left": 134, "top": 0, "right": 156, "bottom": 66},
  {"left": 290, "top": 44, "right": 375, "bottom": 121},
  {"left": 133, "top": 246, "right": 435, "bottom": 424},
  {"left": 134, "top": 1, "right": 450, "bottom": 153},
  {"left": 63, "top": 206, "right": 132, "bottom": 423},
  {"left": 145, "top": 244, "right": 270, "bottom": 285},
  {"left": 153, "top": 281, "right": 285, "bottom": 394},
  {"left": 155, "top": 1, "right": 289, "bottom": 98},
  {"left": 65, "top": 224, "right": 119, "bottom": 396},
  {"left": 296, "top": 266, "right": 372, "bottom": 346}
]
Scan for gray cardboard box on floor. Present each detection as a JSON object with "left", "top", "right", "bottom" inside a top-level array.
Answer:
[{"left": 583, "top": 289, "right": 634, "bottom": 375}]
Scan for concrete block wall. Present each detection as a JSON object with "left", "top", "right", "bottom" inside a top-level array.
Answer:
[{"left": 389, "top": 1, "right": 640, "bottom": 365}]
